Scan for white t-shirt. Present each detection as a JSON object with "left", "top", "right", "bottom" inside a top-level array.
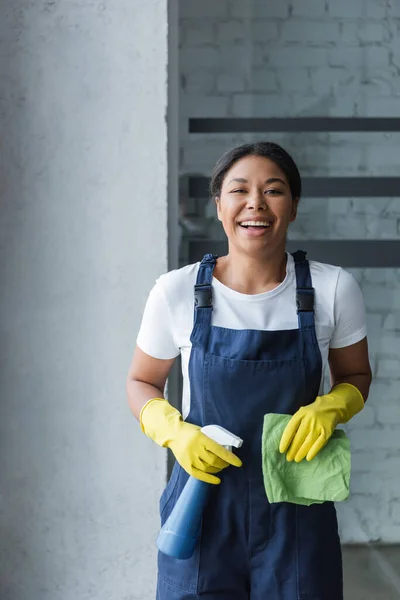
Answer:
[{"left": 137, "top": 254, "right": 367, "bottom": 419}]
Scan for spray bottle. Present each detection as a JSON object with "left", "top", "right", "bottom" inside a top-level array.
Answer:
[{"left": 156, "top": 424, "right": 243, "bottom": 560}]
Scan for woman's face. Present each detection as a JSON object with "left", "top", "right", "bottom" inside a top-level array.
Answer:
[{"left": 216, "top": 155, "right": 298, "bottom": 256}]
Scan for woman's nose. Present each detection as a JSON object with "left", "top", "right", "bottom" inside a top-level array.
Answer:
[{"left": 246, "top": 191, "right": 267, "bottom": 210}]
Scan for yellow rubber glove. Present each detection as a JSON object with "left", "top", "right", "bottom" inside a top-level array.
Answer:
[
  {"left": 279, "top": 383, "right": 364, "bottom": 463},
  {"left": 140, "top": 398, "right": 242, "bottom": 484}
]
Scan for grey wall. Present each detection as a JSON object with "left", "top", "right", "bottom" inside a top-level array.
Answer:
[
  {"left": 178, "top": 0, "right": 400, "bottom": 543},
  {"left": 0, "top": 2, "right": 169, "bottom": 599}
]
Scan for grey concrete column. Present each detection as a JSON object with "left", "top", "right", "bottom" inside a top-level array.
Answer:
[{"left": 0, "top": 2, "right": 169, "bottom": 599}]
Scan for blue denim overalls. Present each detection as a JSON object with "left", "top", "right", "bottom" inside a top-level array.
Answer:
[{"left": 157, "top": 251, "right": 342, "bottom": 600}]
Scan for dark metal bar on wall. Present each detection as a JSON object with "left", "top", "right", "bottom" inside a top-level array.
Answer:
[
  {"left": 189, "top": 176, "right": 400, "bottom": 198},
  {"left": 189, "top": 117, "right": 400, "bottom": 134},
  {"left": 188, "top": 240, "right": 400, "bottom": 268}
]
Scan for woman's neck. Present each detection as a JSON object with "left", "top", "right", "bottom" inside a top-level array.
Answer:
[{"left": 214, "top": 248, "right": 288, "bottom": 295}]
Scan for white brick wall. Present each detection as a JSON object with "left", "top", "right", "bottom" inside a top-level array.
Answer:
[
  {"left": 292, "top": 0, "right": 328, "bottom": 18},
  {"left": 230, "top": 1, "right": 289, "bottom": 19},
  {"left": 179, "top": 0, "right": 400, "bottom": 543},
  {"left": 281, "top": 21, "right": 340, "bottom": 43}
]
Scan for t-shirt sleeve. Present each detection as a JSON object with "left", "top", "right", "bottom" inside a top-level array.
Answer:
[
  {"left": 136, "top": 280, "right": 180, "bottom": 359},
  {"left": 329, "top": 268, "right": 367, "bottom": 349}
]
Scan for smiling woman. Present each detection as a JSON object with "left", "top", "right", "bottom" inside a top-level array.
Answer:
[
  {"left": 127, "top": 141, "right": 372, "bottom": 600},
  {"left": 218, "top": 159, "right": 292, "bottom": 243},
  {"left": 211, "top": 143, "right": 301, "bottom": 294}
]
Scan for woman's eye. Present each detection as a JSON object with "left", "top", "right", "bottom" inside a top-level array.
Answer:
[
  {"left": 265, "top": 189, "right": 282, "bottom": 195},
  {"left": 231, "top": 188, "right": 246, "bottom": 193}
]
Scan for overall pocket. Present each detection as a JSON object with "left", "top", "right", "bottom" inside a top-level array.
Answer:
[
  {"left": 296, "top": 502, "right": 343, "bottom": 600},
  {"left": 158, "top": 462, "right": 201, "bottom": 594},
  {"left": 203, "top": 353, "right": 306, "bottom": 436}
]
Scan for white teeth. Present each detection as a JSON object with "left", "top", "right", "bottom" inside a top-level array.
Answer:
[{"left": 240, "top": 220, "right": 271, "bottom": 227}]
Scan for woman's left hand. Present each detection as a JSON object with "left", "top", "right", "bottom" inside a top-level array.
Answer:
[{"left": 279, "top": 382, "right": 364, "bottom": 462}]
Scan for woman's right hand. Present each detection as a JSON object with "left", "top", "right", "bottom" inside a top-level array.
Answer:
[{"left": 140, "top": 398, "right": 242, "bottom": 484}]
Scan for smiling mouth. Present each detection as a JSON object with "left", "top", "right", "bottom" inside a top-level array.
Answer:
[{"left": 238, "top": 220, "right": 273, "bottom": 229}]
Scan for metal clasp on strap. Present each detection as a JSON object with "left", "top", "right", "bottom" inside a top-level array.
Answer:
[
  {"left": 296, "top": 288, "right": 315, "bottom": 312},
  {"left": 194, "top": 284, "right": 212, "bottom": 308}
]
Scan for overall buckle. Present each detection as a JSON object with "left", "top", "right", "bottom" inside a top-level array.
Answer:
[
  {"left": 194, "top": 284, "right": 212, "bottom": 308},
  {"left": 296, "top": 288, "right": 314, "bottom": 312}
]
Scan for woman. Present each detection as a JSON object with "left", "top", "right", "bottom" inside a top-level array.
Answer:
[{"left": 127, "top": 142, "right": 372, "bottom": 600}]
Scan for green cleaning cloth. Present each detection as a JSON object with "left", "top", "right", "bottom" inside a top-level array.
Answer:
[{"left": 262, "top": 413, "right": 351, "bottom": 506}]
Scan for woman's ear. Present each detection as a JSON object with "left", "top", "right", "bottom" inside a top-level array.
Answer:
[
  {"left": 215, "top": 196, "right": 222, "bottom": 222},
  {"left": 290, "top": 197, "right": 299, "bottom": 223}
]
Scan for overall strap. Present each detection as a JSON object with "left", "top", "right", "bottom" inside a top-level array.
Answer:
[
  {"left": 191, "top": 254, "right": 217, "bottom": 335},
  {"left": 292, "top": 250, "right": 316, "bottom": 330}
]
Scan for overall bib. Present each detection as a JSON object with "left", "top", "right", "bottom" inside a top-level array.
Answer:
[{"left": 157, "top": 252, "right": 343, "bottom": 600}]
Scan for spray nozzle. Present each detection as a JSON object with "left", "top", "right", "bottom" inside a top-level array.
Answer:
[{"left": 201, "top": 425, "right": 243, "bottom": 451}]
